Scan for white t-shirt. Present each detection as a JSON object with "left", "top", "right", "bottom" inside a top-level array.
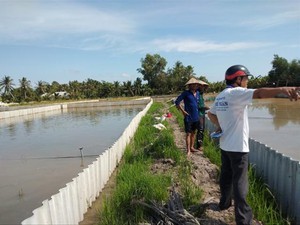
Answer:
[{"left": 209, "top": 87, "right": 255, "bottom": 153}]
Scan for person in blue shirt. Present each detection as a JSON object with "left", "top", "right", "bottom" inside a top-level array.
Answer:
[{"left": 175, "top": 77, "right": 201, "bottom": 156}]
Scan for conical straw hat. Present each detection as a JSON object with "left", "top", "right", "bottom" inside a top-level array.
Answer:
[
  {"left": 185, "top": 77, "right": 200, "bottom": 85},
  {"left": 199, "top": 80, "right": 209, "bottom": 86}
]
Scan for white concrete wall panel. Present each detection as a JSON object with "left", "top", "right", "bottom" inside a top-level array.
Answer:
[
  {"left": 22, "top": 200, "right": 52, "bottom": 225},
  {"left": 0, "top": 105, "right": 62, "bottom": 119}
]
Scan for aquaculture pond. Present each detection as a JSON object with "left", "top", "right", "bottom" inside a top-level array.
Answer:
[{"left": 0, "top": 105, "right": 144, "bottom": 224}]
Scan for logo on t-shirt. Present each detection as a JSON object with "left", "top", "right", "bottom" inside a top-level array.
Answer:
[{"left": 215, "top": 96, "right": 228, "bottom": 111}]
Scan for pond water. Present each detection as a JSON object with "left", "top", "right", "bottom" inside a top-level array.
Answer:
[
  {"left": 207, "top": 98, "right": 300, "bottom": 161},
  {"left": 0, "top": 105, "right": 144, "bottom": 224},
  {"left": 248, "top": 98, "right": 300, "bottom": 161}
]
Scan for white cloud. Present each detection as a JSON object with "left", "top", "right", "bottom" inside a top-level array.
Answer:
[
  {"left": 121, "top": 73, "right": 130, "bottom": 78},
  {"left": 151, "top": 39, "right": 273, "bottom": 53},
  {"left": 78, "top": 34, "right": 130, "bottom": 51},
  {"left": 0, "top": 1, "right": 135, "bottom": 41},
  {"left": 284, "top": 44, "right": 300, "bottom": 48},
  {"left": 239, "top": 9, "right": 300, "bottom": 30},
  {"left": 0, "top": 1, "right": 297, "bottom": 55}
]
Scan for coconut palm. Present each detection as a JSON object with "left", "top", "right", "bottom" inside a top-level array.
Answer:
[
  {"left": 123, "top": 81, "right": 134, "bottom": 96},
  {"left": 133, "top": 77, "right": 142, "bottom": 96},
  {"left": 69, "top": 80, "right": 82, "bottom": 99},
  {"left": 19, "top": 77, "right": 31, "bottom": 101},
  {"left": 113, "top": 81, "right": 121, "bottom": 97},
  {"left": 0, "top": 75, "right": 15, "bottom": 100},
  {"left": 35, "top": 80, "right": 49, "bottom": 96}
]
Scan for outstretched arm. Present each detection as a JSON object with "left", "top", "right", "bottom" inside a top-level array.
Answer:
[{"left": 253, "top": 87, "right": 300, "bottom": 101}]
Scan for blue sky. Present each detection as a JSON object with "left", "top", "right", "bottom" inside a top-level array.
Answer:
[{"left": 0, "top": 0, "right": 299, "bottom": 88}]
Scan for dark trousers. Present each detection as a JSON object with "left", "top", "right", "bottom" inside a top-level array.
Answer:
[
  {"left": 196, "top": 116, "right": 205, "bottom": 148},
  {"left": 219, "top": 150, "right": 253, "bottom": 225}
]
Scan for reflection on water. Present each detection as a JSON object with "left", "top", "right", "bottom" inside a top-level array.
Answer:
[
  {"left": 249, "top": 99, "right": 300, "bottom": 161},
  {"left": 0, "top": 109, "right": 63, "bottom": 139},
  {"left": 0, "top": 105, "right": 143, "bottom": 224},
  {"left": 250, "top": 98, "right": 300, "bottom": 129}
]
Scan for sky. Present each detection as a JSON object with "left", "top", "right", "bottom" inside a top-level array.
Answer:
[{"left": 0, "top": 0, "right": 299, "bottom": 88}]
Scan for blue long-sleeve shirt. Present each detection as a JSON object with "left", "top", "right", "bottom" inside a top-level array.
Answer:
[{"left": 175, "top": 90, "right": 200, "bottom": 122}]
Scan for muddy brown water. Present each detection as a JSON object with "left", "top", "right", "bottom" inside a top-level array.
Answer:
[
  {"left": 0, "top": 105, "right": 143, "bottom": 224},
  {"left": 248, "top": 98, "right": 300, "bottom": 161},
  {"left": 207, "top": 98, "right": 300, "bottom": 161}
]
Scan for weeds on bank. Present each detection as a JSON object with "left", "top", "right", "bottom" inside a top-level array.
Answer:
[
  {"left": 99, "top": 102, "right": 202, "bottom": 225},
  {"left": 170, "top": 104, "right": 291, "bottom": 225},
  {"left": 247, "top": 167, "right": 291, "bottom": 225}
]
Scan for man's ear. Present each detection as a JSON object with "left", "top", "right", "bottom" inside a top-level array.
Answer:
[{"left": 235, "top": 77, "right": 242, "bottom": 86}]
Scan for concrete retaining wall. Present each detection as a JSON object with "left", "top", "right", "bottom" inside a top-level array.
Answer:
[
  {"left": 0, "top": 98, "right": 150, "bottom": 120},
  {"left": 66, "top": 98, "right": 150, "bottom": 108},
  {"left": 0, "top": 105, "right": 62, "bottom": 119}
]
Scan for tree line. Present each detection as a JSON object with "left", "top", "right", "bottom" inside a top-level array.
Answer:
[{"left": 1, "top": 54, "right": 299, "bottom": 103}]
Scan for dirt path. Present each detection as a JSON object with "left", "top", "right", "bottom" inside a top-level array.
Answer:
[
  {"left": 168, "top": 111, "right": 236, "bottom": 225},
  {"left": 80, "top": 106, "right": 236, "bottom": 225}
]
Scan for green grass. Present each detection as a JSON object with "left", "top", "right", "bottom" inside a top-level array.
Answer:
[
  {"left": 99, "top": 102, "right": 203, "bottom": 225},
  {"left": 202, "top": 132, "right": 222, "bottom": 167},
  {"left": 247, "top": 167, "right": 291, "bottom": 225},
  {"left": 101, "top": 162, "right": 172, "bottom": 224}
]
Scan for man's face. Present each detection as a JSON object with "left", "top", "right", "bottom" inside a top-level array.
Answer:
[
  {"left": 241, "top": 76, "right": 249, "bottom": 88},
  {"left": 188, "top": 83, "right": 199, "bottom": 91},
  {"left": 237, "top": 76, "right": 249, "bottom": 88},
  {"left": 199, "top": 85, "right": 206, "bottom": 91}
]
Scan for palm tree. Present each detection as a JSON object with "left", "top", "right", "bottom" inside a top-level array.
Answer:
[
  {"left": 50, "top": 81, "right": 61, "bottom": 93},
  {"left": 69, "top": 80, "right": 82, "bottom": 99},
  {"left": 123, "top": 81, "right": 134, "bottom": 96},
  {"left": 99, "top": 81, "right": 113, "bottom": 98},
  {"left": 113, "top": 81, "right": 121, "bottom": 97},
  {"left": 84, "top": 78, "right": 100, "bottom": 98},
  {"left": 0, "top": 75, "right": 15, "bottom": 101},
  {"left": 133, "top": 77, "right": 142, "bottom": 96},
  {"left": 19, "top": 77, "right": 31, "bottom": 101},
  {"left": 35, "top": 80, "right": 49, "bottom": 96}
]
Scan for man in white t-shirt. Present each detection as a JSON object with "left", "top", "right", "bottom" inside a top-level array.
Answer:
[{"left": 208, "top": 65, "right": 299, "bottom": 225}]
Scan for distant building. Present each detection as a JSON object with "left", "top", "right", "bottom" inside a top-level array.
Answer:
[
  {"left": 41, "top": 91, "right": 70, "bottom": 99},
  {"left": 0, "top": 101, "right": 8, "bottom": 107}
]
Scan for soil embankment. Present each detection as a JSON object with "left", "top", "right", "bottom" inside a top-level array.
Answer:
[{"left": 80, "top": 100, "right": 236, "bottom": 225}]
